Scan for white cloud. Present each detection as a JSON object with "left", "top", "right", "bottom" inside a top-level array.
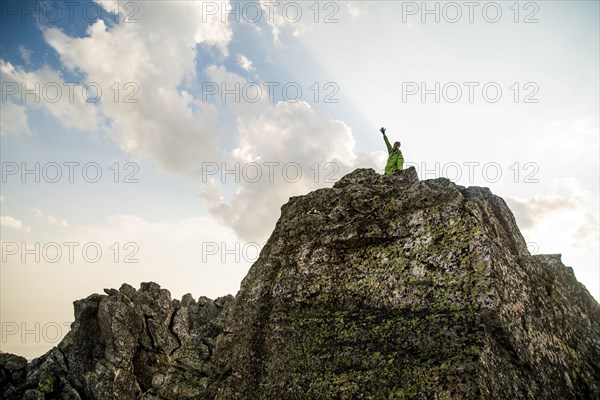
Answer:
[
  {"left": 32, "top": 208, "right": 69, "bottom": 227},
  {"left": 0, "top": 216, "right": 30, "bottom": 233},
  {"left": 201, "top": 99, "right": 361, "bottom": 241},
  {"left": 235, "top": 101, "right": 357, "bottom": 166},
  {"left": 36, "top": 2, "right": 234, "bottom": 176},
  {"left": 371, "top": 150, "right": 388, "bottom": 171},
  {"left": 572, "top": 212, "right": 599, "bottom": 248},
  {"left": 0, "top": 101, "right": 30, "bottom": 135},
  {"left": 197, "top": 64, "right": 382, "bottom": 241},
  {"left": 255, "top": 1, "right": 370, "bottom": 43},
  {"left": 6, "top": 0, "right": 380, "bottom": 244},
  {"left": 237, "top": 54, "right": 255, "bottom": 72},
  {"left": 505, "top": 194, "right": 577, "bottom": 230},
  {"left": 505, "top": 179, "right": 599, "bottom": 250},
  {"left": 258, "top": 0, "right": 314, "bottom": 44},
  {"left": 549, "top": 177, "right": 597, "bottom": 204},
  {"left": 0, "top": 61, "right": 98, "bottom": 132}
]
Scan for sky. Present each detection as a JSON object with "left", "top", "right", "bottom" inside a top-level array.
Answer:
[{"left": 0, "top": 0, "right": 598, "bottom": 359}]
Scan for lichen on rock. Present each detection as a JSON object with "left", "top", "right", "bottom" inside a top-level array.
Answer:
[{"left": 1, "top": 167, "right": 598, "bottom": 399}]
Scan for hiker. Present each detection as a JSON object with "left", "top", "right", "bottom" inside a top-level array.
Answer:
[{"left": 380, "top": 127, "right": 404, "bottom": 174}]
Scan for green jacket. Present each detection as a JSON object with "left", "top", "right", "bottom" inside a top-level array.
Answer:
[{"left": 383, "top": 134, "right": 404, "bottom": 174}]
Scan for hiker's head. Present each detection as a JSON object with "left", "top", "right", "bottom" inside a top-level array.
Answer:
[{"left": 393, "top": 141, "right": 401, "bottom": 150}]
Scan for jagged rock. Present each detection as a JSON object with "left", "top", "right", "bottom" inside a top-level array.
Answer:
[
  {"left": 0, "top": 352, "right": 28, "bottom": 398},
  {"left": 1, "top": 167, "right": 598, "bottom": 399},
  {"left": 1, "top": 283, "right": 232, "bottom": 399},
  {"left": 219, "top": 167, "right": 600, "bottom": 399}
]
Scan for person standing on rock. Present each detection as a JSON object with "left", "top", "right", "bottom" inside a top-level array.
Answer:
[{"left": 380, "top": 127, "right": 404, "bottom": 174}]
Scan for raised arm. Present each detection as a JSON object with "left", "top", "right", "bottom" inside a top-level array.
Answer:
[{"left": 380, "top": 127, "right": 393, "bottom": 154}]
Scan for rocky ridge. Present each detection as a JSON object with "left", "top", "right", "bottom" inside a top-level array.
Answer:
[{"left": 2, "top": 167, "right": 599, "bottom": 399}]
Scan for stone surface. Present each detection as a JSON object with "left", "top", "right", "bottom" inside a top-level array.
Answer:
[
  {"left": 1, "top": 167, "right": 598, "bottom": 399},
  {"left": 1, "top": 283, "right": 233, "bottom": 400}
]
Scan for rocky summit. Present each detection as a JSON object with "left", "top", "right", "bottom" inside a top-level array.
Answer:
[{"left": 2, "top": 167, "right": 599, "bottom": 399}]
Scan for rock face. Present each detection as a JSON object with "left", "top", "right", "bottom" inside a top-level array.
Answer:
[
  {"left": 1, "top": 282, "right": 234, "bottom": 400},
  {"left": 2, "top": 167, "right": 599, "bottom": 399}
]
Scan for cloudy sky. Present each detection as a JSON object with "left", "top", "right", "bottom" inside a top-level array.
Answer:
[{"left": 1, "top": 1, "right": 598, "bottom": 359}]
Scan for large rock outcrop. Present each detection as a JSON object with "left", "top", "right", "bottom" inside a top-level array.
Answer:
[
  {"left": 2, "top": 167, "right": 599, "bottom": 399},
  {"left": 1, "top": 282, "right": 234, "bottom": 399}
]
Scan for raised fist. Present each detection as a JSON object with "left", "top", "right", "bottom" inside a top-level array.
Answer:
[{"left": 380, "top": 127, "right": 386, "bottom": 135}]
